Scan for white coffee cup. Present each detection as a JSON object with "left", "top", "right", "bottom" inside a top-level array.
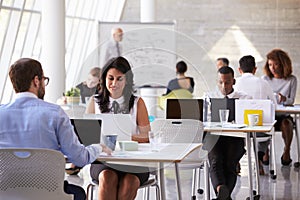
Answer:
[{"left": 248, "top": 114, "right": 259, "bottom": 126}]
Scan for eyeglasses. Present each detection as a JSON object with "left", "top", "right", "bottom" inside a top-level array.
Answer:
[{"left": 43, "top": 76, "right": 50, "bottom": 86}]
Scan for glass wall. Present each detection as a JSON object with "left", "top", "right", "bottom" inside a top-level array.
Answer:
[{"left": 0, "top": 0, "right": 125, "bottom": 104}]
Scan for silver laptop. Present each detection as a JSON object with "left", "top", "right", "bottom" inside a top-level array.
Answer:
[{"left": 84, "top": 113, "right": 133, "bottom": 141}]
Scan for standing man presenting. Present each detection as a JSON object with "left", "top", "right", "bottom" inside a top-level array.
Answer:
[
  {"left": 101, "top": 27, "right": 123, "bottom": 67},
  {"left": 0, "top": 58, "right": 111, "bottom": 200}
]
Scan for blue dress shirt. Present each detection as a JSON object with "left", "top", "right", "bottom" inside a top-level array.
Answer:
[{"left": 0, "top": 92, "right": 100, "bottom": 167}]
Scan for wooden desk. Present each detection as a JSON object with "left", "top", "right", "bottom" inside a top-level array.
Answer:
[
  {"left": 276, "top": 105, "right": 300, "bottom": 167},
  {"left": 97, "top": 143, "right": 206, "bottom": 200},
  {"left": 204, "top": 122, "right": 275, "bottom": 200}
]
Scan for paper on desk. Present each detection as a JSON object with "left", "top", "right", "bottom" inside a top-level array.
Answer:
[
  {"left": 221, "top": 123, "right": 247, "bottom": 128},
  {"left": 99, "top": 151, "right": 154, "bottom": 158}
]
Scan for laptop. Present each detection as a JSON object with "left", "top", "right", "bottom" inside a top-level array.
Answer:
[
  {"left": 210, "top": 98, "right": 236, "bottom": 122},
  {"left": 166, "top": 99, "right": 204, "bottom": 121},
  {"left": 84, "top": 113, "right": 133, "bottom": 141},
  {"left": 70, "top": 118, "right": 102, "bottom": 146}
]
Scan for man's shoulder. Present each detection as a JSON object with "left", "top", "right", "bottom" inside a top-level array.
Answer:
[
  {"left": 34, "top": 99, "right": 65, "bottom": 113},
  {"left": 233, "top": 91, "right": 252, "bottom": 99},
  {"left": 104, "top": 39, "right": 115, "bottom": 47}
]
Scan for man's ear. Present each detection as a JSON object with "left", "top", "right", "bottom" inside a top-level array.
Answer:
[
  {"left": 32, "top": 76, "right": 40, "bottom": 87},
  {"left": 253, "top": 67, "right": 257, "bottom": 74},
  {"left": 238, "top": 67, "right": 243, "bottom": 74},
  {"left": 233, "top": 78, "right": 236, "bottom": 85}
]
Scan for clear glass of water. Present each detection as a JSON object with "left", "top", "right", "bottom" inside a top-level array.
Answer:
[
  {"left": 148, "top": 131, "right": 161, "bottom": 151},
  {"left": 219, "top": 109, "right": 229, "bottom": 127}
]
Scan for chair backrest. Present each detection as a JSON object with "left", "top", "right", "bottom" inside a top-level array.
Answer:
[
  {"left": 0, "top": 148, "right": 73, "bottom": 200},
  {"left": 158, "top": 89, "right": 193, "bottom": 110},
  {"left": 151, "top": 119, "right": 203, "bottom": 143}
]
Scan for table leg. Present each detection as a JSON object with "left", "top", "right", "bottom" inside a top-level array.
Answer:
[
  {"left": 246, "top": 134, "right": 254, "bottom": 200},
  {"left": 271, "top": 127, "right": 277, "bottom": 179},
  {"left": 204, "top": 160, "right": 210, "bottom": 200},
  {"left": 158, "top": 162, "right": 166, "bottom": 200},
  {"left": 174, "top": 162, "right": 182, "bottom": 200},
  {"left": 252, "top": 132, "right": 260, "bottom": 195},
  {"left": 294, "top": 114, "right": 300, "bottom": 167}
]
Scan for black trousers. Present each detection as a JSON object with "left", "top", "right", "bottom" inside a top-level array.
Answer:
[
  {"left": 64, "top": 181, "right": 86, "bottom": 200},
  {"left": 207, "top": 136, "right": 245, "bottom": 195}
]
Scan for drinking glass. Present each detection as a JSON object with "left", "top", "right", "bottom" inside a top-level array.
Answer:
[
  {"left": 219, "top": 109, "right": 229, "bottom": 127},
  {"left": 148, "top": 131, "right": 161, "bottom": 151}
]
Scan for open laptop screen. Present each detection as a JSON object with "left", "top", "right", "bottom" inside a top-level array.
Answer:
[
  {"left": 166, "top": 99, "right": 204, "bottom": 121},
  {"left": 210, "top": 98, "right": 236, "bottom": 122},
  {"left": 70, "top": 119, "right": 101, "bottom": 146},
  {"left": 74, "top": 114, "right": 133, "bottom": 142}
]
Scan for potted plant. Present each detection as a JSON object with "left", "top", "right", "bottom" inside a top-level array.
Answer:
[{"left": 65, "top": 87, "right": 80, "bottom": 105}]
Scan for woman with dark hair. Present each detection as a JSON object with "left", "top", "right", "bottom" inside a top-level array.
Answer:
[
  {"left": 262, "top": 49, "right": 297, "bottom": 166},
  {"left": 165, "top": 60, "right": 195, "bottom": 94},
  {"left": 86, "top": 56, "right": 150, "bottom": 200}
]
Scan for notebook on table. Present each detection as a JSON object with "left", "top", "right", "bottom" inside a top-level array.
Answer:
[
  {"left": 166, "top": 99, "right": 204, "bottom": 121},
  {"left": 210, "top": 98, "right": 236, "bottom": 123},
  {"left": 70, "top": 118, "right": 102, "bottom": 146}
]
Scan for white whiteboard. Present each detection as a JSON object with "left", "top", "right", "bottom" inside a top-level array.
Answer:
[{"left": 98, "top": 22, "right": 176, "bottom": 87}]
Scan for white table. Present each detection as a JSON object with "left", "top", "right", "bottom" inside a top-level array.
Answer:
[
  {"left": 97, "top": 143, "right": 206, "bottom": 200},
  {"left": 276, "top": 105, "right": 300, "bottom": 167},
  {"left": 204, "top": 122, "right": 275, "bottom": 200}
]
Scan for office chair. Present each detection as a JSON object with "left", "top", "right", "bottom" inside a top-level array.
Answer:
[
  {"left": 0, "top": 148, "right": 73, "bottom": 200},
  {"left": 151, "top": 119, "right": 209, "bottom": 200},
  {"left": 86, "top": 169, "right": 160, "bottom": 200},
  {"left": 158, "top": 89, "right": 193, "bottom": 110}
]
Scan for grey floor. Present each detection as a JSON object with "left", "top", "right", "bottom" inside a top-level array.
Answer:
[{"left": 66, "top": 131, "right": 300, "bottom": 200}]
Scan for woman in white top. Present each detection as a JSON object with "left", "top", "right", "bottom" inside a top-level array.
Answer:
[
  {"left": 262, "top": 49, "right": 297, "bottom": 166},
  {"left": 86, "top": 56, "right": 150, "bottom": 200}
]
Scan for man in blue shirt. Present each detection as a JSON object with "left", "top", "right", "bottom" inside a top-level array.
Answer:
[{"left": 0, "top": 58, "right": 111, "bottom": 200}]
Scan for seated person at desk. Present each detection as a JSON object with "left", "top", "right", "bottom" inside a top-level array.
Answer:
[
  {"left": 235, "top": 55, "right": 277, "bottom": 175},
  {"left": 216, "top": 57, "right": 229, "bottom": 69},
  {"left": 205, "top": 66, "right": 251, "bottom": 200},
  {"left": 57, "top": 67, "right": 101, "bottom": 105},
  {"left": 86, "top": 56, "right": 150, "bottom": 200},
  {"left": 76, "top": 67, "right": 101, "bottom": 103},
  {"left": 0, "top": 58, "right": 111, "bottom": 200},
  {"left": 262, "top": 48, "right": 297, "bottom": 166},
  {"left": 165, "top": 60, "right": 195, "bottom": 94}
]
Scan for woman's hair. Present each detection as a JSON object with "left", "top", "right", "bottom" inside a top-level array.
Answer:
[
  {"left": 9, "top": 58, "right": 43, "bottom": 93},
  {"left": 176, "top": 61, "right": 187, "bottom": 74},
  {"left": 263, "top": 49, "right": 292, "bottom": 79},
  {"left": 89, "top": 67, "right": 101, "bottom": 79},
  {"left": 95, "top": 57, "right": 135, "bottom": 113}
]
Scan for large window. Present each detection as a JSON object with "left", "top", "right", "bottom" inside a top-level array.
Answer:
[{"left": 0, "top": 0, "right": 125, "bottom": 104}]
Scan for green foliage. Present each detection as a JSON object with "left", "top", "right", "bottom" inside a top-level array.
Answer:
[{"left": 65, "top": 87, "right": 80, "bottom": 97}]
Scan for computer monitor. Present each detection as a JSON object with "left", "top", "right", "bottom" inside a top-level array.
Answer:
[
  {"left": 210, "top": 98, "right": 236, "bottom": 122},
  {"left": 166, "top": 99, "right": 204, "bottom": 121},
  {"left": 70, "top": 118, "right": 102, "bottom": 146}
]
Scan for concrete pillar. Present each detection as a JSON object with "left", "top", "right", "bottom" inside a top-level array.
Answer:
[
  {"left": 41, "top": 0, "right": 65, "bottom": 103},
  {"left": 140, "top": 0, "right": 155, "bottom": 22},
  {"left": 140, "top": 0, "right": 157, "bottom": 116}
]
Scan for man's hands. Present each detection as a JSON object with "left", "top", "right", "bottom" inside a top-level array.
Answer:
[{"left": 100, "top": 143, "right": 112, "bottom": 155}]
